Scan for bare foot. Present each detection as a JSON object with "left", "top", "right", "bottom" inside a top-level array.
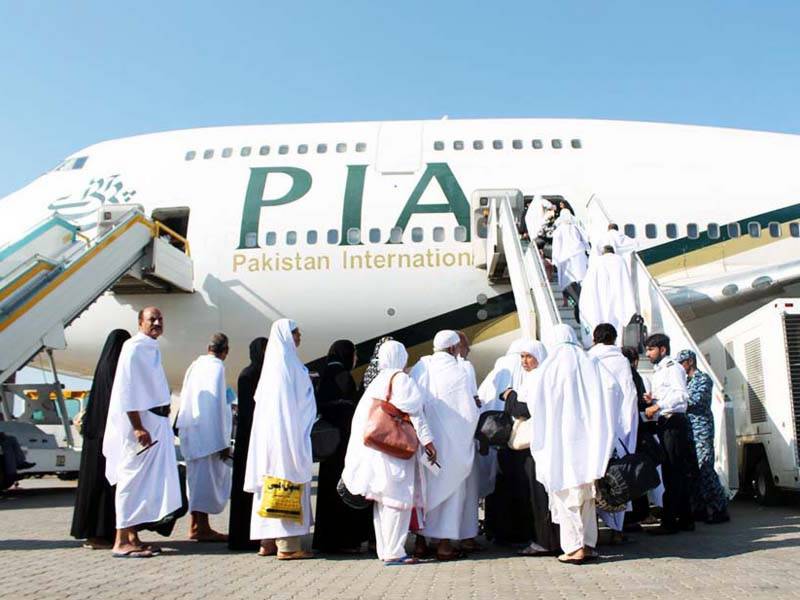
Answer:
[
  {"left": 258, "top": 540, "right": 277, "bottom": 556},
  {"left": 190, "top": 529, "right": 228, "bottom": 542}
]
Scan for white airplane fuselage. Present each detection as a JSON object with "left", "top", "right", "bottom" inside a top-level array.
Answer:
[{"left": 1, "top": 118, "right": 798, "bottom": 385}]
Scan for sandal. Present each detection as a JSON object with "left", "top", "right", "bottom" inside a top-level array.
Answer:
[
  {"left": 277, "top": 550, "right": 314, "bottom": 560},
  {"left": 384, "top": 556, "right": 419, "bottom": 566},
  {"left": 557, "top": 551, "right": 586, "bottom": 565},
  {"left": 112, "top": 549, "right": 154, "bottom": 559},
  {"left": 518, "top": 543, "right": 552, "bottom": 556},
  {"left": 258, "top": 546, "right": 277, "bottom": 557}
]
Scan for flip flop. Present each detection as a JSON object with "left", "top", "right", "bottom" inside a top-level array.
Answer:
[
  {"left": 384, "top": 556, "right": 419, "bottom": 566},
  {"left": 142, "top": 544, "right": 162, "bottom": 555},
  {"left": 557, "top": 553, "right": 585, "bottom": 565},
  {"left": 112, "top": 549, "right": 154, "bottom": 559}
]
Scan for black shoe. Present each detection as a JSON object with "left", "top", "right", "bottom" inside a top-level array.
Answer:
[
  {"left": 647, "top": 526, "right": 679, "bottom": 536},
  {"left": 19, "top": 461, "right": 35, "bottom": 470},
  {"left": 705, "top": 510, "right": 730, "bottom": 525}
]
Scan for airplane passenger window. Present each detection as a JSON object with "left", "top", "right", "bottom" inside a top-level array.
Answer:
[
  {"left": 265, "top": 232, "right": 277, "bottom": 246},
  {"left": 769, "top": 222, "right": 781, "bottom": 238},
  {"left": 434, "top": 141, "right": 445, "bottom": 151},
  {"left": 551, "top": 139, "right": 562, "bottom": 149},
  {"left": 411, "top": 227, "right": 424, "bottom": 242},
  {"left": 259, "top": 145, "right": 270, "bottom": 155},
  {"left": 453, "top": 141, "right": 464, "bottom": 150},
  {"left": 454, "top": 225, "right": 468, "bottom": 242},
  {"left": 336, "top": 143, "right": 347, "bottom": 153},
  {"left": 240, "top": 147, "right": 251, "bottom": 157},
  {"left": 286, "top": 231, "right": 297, "bottom": 245},
  {"left": 645, "top": 224, "right": 657, "bottom": 239},
  {"left": 492, "top": 140, "right": 503, "bottom": 150},
  {"left": 727, "top": 223, "right": 741, "bottom": 238},
  {"left": 317, "top": 144, "right": 328, "bottom": 154},
  {"left": 748, "top": 222, "right": 761, "bottom": 238},
  {"left": 185, "top": 151, "right": 196, "bottom": 161},
  {"left": 222, "top": 148, "right": 233, "bottom": 158},
  {"left": 707, "top": 223, "right": 720, "bottom": 239},
  {"left": 532, "top": 139, "right": 543, "bottom": 149},
  {"left": 203, "top": 149, "right": 214, "bottom": 159},
  {"left": 244, "top": 232, "right": 257, "bottom": 248},
  {"left": 327, "top": 229, "right": 339, "bottom": 244},
  {"left": 790, "top": 223, "right": 800, "bottom": 238},
  {"left": 473, "top": 140, "right": 484, "bottom": 150},
  {"left": 307, "top": 230, "right": 318, "bottom": 245},
  {"left": 279, "top": 145, "right": 289, "bottom": 155},
  {"left": 433, "top": 227, "right": 445, "bottom": 242},
  {"left": 666, "top": 223, "right": 678, "bottom": 239},
  {"left": 356, "top": 143, "right": 367, "bottom": 152},
  {"left": 624, "top": 224, "right": 636, "bottom": 238},
  {"left": 571, "top": 139, "right": 582, "bottom": 149},
  {"left": 298, "top": 144, "right": 308, "bottom": 154},
  {"left": 389, "top": 227, "right": 403, "bottom": 243},
  {"left": 512, "top": 139, "right": 523, "bottom": 149},
  {"left": 687, "top": 223, "right": 699, "bottom": 239},
  {"left": 347, "top": 227, "right": 361, "bottom": 245},
  {"left": 369, "top": 228, "right": 381, "bottom": 243}
]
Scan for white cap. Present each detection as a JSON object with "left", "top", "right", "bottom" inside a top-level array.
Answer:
[{"left": 433, "top": 330, "right": 460, "bottom": 351}]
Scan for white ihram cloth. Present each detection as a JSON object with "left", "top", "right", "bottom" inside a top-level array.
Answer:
[
  {"left": 411, "top": 352, "right": 480, "bottom": 540},
  {"left": 593, "top": 229, "right": 638, "bottom": 257},
  {"left": 177, "top": 355, "right": 233, "bottom": 514},
  {"left": 528, "top": 325, "right": 618, "bottom": 550},
  {"left": 103, "top": 332, "right": 181, "bottom": 528},
  {"left": 589, "top": 344, "right": 640, "bottom": 531},
  {"left": 524, "top": 198, "right": 552, "bottom": 240},
  {"left": 459, "top": 354, "right": 484, "bottom": 517},
  {"left": 245, "top": 319, "right": 316, "bottom": 539},
  {"left": 551, "top": 215, "right": 589, "bottom": 291},
  {"left": 579, "top": 252, "right": 637, "bottom": 343},
  {"left": 342, "top": 341, "right": 432, "bottom": 560}
]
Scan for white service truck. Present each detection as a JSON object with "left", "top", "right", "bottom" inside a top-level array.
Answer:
[{"left": 701, "top": 298, "right": 800, "bottom": 504}]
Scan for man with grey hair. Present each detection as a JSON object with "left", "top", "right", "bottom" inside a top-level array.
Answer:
[
  {"left": 410, "top": 330, "right": 480, "bottom": 560},
  {"left": 177, "top": 332, "right": 233, "bottom": 542}
]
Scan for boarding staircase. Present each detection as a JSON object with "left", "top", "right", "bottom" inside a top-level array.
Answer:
[
  {"left": 480, "top": 190, "right": 738, "bottom": 496},
  {"left": 0, "top": 204, "right": 194, "bottom": 386}
]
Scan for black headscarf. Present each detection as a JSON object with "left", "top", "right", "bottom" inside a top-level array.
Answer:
[
  {"left": 82, "top": 329, "right": 131, "bottom": 439},
  {"left": 317, "top": 340, "right": 358, "bottom": 412},
  {"left": 327, "top": 339, "right": 356, "bottom": 370}
]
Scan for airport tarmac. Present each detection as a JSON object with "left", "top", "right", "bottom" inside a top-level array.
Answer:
[{"left": 2, "top": 478, "right": 800, "bottom": 600}]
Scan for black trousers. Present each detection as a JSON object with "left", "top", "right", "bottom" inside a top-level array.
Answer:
[{"left": 657, "top": 414, "right": 693, "bottom": 529}]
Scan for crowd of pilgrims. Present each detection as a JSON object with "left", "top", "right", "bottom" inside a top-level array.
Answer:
[{"left": 70, "top": 307, "right": 730, "bottom": 566}]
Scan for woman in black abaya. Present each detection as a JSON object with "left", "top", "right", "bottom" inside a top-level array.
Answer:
[
  {"left": 312, "top": 340, "right": 372, "bottom": 553},
  {"left": 71, "top": 329, "right": 131, "bottom": 549},
  {"left": 228, "top": 337, "right": 268, "bottom": 551}
]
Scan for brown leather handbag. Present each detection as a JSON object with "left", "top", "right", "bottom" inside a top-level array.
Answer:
[{"left": 363, "top": 371, "right": 419, "bottom": 459}]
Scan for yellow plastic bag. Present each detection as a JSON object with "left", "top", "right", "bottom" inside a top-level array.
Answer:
[{"left": 257, "top": 476, "right": 304, "bottom": 523}]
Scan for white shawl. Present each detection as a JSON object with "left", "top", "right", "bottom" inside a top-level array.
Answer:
[
  {"left": 529, "top": 325, "right": 618, "bottom": 494},
  {"left": 103, "top": 332, "right": 171, "bottom": 485},
  {"left": 588, "top": 344, "right": 639, "bottom": 454},
  {"left": 342, "top": 341, "right": 431, "bottom": 510},
  {"left": 177, "top": 354, "right": 231, "bottom": 461},
  {"left": 244, "top": 319, "right": 316, "bottom": 490},
  {"left": 578, "top": 252, "right": 637, "bottom": 340},
  {"left": 411, "top": 351, "right": 479, "bottom": 512}
]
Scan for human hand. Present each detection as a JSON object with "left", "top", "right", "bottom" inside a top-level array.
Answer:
[
  {"left": 134, "top": 428, "right": 152, "bottom": 448},
  {"left": 424, "top": 442, "right": 438, "bottom": 465},
  {"left": 644, "top": 405, "right": 660, "bottom": 419},
  {"left": 643, "top": 392, "right": 653, "bottom": 405}
]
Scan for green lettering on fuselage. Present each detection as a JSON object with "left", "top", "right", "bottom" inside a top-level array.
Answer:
[
  {"left": 339, "top": 164, "right": 368, "bottom": 246},
  {"left": 237, "top": 167, "right": 312, "bottom": 249}
]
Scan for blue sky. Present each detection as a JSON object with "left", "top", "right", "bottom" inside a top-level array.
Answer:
[{"left": 1, "top": 1, "right": 799, "bottom": 199}]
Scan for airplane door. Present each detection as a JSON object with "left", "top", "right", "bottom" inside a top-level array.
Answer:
[{"left": 375, "top": 121, "right": 423, "bottom": 174}]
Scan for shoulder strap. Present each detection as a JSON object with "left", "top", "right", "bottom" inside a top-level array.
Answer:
[{"left": 386, "top": 370, "right": 403, "bottom": 403}]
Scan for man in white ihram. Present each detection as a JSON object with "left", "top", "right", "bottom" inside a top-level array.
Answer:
[
  {"left": 177, "top": 332, "right": 233, "bottom": 542},
  {"left": 103, "top": 306, "right": 182, "bottom": 558},
  {"left": 588, "top": 323, "right": 639, "bottom": 543},
  {"left": 528, "top": 324, "right": 618, "bottom": 564},
  {"left": 579, "top": 246, "right": 637, "bottom": 344},
  {"left": 411, "top": 330, "right": 480, "bottom": 560}
]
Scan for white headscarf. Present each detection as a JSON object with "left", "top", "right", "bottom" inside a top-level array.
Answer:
[
  {"left": 516, "top": 339, "right": 548, "bottom": 365},
  {"left": 478, "top": 339, "right": 525, "bottom": 405},
  {"left": 342, "top": 341, "right": 428, "bottom": 510},
  {"left": 528, "top": 323, "right": 619, "bottom": 495},
  {"left": 243, "top": 319, "right": 316, "bottom": 489}
]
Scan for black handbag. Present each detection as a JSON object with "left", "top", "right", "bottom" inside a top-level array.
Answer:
[
  {"left": 597, "top": 439, "right": 661, "bottom": 506},
  {"left": 311, "top": 418, "right": 341, "bottom": 461},
  {"left": 474, "top": 410, "right": 513, "bottom": 455},
  {"left": 336, "top": 477, "right": 372, "bottom": 510}
]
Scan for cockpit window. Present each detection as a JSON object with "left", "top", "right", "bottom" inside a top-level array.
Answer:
[{"left": 55, "top": 156, "right": 89, "bottom": 171}]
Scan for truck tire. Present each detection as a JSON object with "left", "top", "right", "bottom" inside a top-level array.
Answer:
[{"left": 752, "top": 458, "right": 780, "bottom": 506}]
